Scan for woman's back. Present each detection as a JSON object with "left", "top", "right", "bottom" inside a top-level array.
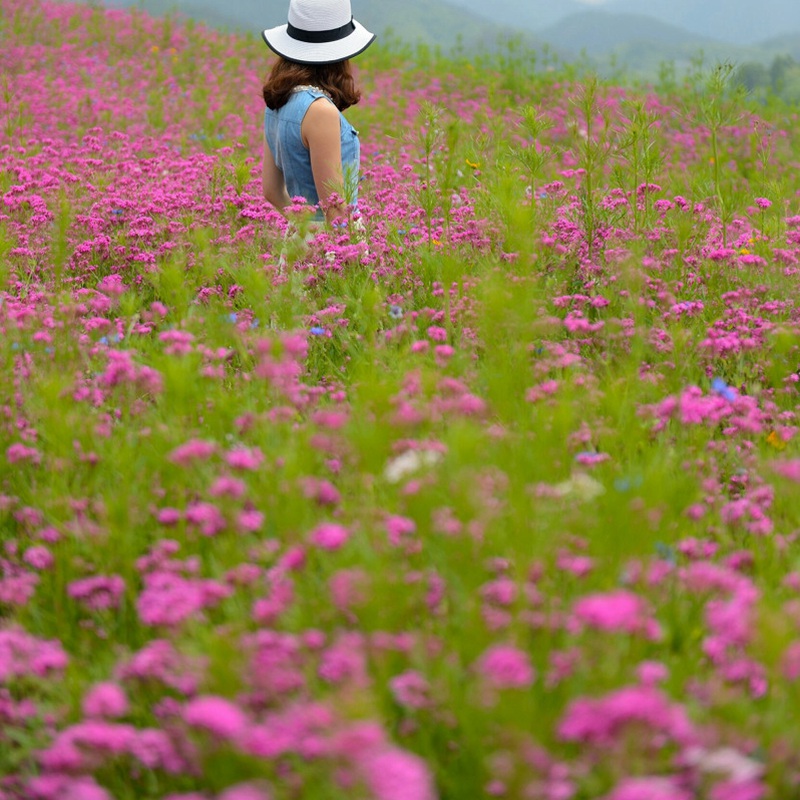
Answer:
[{"left": 264, "top": 87, "right": 360, "bottom": 210}]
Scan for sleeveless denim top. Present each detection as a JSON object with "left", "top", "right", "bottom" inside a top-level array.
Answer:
[{"left": 264, "top": 87, "right": 360, "bottom": 215}]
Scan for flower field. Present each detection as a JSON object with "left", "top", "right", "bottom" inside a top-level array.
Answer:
[{"left": 5, "top": 1, "right": 800, "bottom": 797}]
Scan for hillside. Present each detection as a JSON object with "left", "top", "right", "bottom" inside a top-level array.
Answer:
[
  {"left": 605, "top": 0, "right": 800, "bottom": 45},
  {"left": 447, "top": 0, "right": 800, "bottom": 44},
  {"left": 537, "top": 11, "right": 716, "bottom": 57},
  {"left": 752, "top": 32, "right": 800, "bottom": 61},
  {"left": 434, "top": 0, "right": 589, "bottom": 32},
  {"left": 90, "top": 0, "right": 540, "bottom": 51},
  {"left": 82, "top": 0, "right": 800, "bottom": 80}
]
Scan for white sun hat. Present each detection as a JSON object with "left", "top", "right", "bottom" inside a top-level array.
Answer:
[{"left": 263, "top": 0, "right": 376, "bottom": 65}]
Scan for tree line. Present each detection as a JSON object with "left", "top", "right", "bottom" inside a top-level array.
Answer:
[{"left": 734, "top": 55, "right": 800, "bottom": 102}]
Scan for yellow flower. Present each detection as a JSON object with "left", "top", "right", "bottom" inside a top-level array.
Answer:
[
  {"left": 767, "top": 431, "right": 787, "bottom": 450},
  {"left": 465, "top": 158, "right": 480, "bottom": 169},
  {"left": 432, "top": 239, "right": 442, "bottom": 247},
  {"left": 151, "top": 45, "right": 159, "bottom": 53},
  {"left": 739, "top": 248, "right": 750, "bottom": 255}
]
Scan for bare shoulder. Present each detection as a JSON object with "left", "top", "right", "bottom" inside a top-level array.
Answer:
[
  {"left": 301, "top": 98, "right": 341, "bottom": 147},
  {"left": 304, "top": 97, "right": 340, "bottom": 123}
]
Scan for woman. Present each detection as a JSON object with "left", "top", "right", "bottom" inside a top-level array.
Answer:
[{"left": 261, "top": 0, "right": 375, "bottom": 228}]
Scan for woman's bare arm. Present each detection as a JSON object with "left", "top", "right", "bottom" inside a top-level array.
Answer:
[
  {"left": 302, "top": 98, "right": 347, "bottom": 227},
  {"left": 262, "top": 137, "right": 291, "bottom": 213}
]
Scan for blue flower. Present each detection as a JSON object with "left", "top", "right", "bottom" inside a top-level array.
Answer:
[
  {"left": 388, "top": 305, "right": 404, "bottom": 320},
  {"left": 711, "top": 377, "right": 737, "bottom": 402},
  {"left": 614, "top": 475, "right": 643, "bottom": 492},
  {"left": 310, "top": 327, "right": 326, "bottom": 336},
  {"left": 655, "top": 542, "right": 677, "bottom": 565},
  {"left": 227, "top": 313, "right": 238, "bottom": 323}
]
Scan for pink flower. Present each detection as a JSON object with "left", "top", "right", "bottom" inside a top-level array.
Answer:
[
  {"left": 709, "top": 780, "right": 765, "bottom": 800},
  {"left": 28, "top": 775, "right": 112, "bottom": 800},
  {"left": 6, "top": 443, "right": 41, "bottom": 465},
  {"left": 636, "top": 661, "right": 669, "bottom": 686},
  {"left": 23, "top": 545, "right": 54, "bottom": 570},
  {"left": 237, "top": 509, "right": 264, "bottom": 532},
  {"left": 156, "top": 507, "right": 182, "bottom": 526},
  {"left": 426, "top": 325, "right": 448, "bottom": 342},
  {"left": 318, "top": 634, "right": 367, "bottom": 686},
  {"left": 185, "top": 502, "right": 227, "bottom": 536},
  {"left": 385, "top": 515, "right": 416, "bottom": 546},
  {"left": 311, "top": 409, "right": 348, "bottom": 429},
  {"left": 0, "top": 629, "right": 68, "bottom": 681},
  {"left": 68, "top": 575, "right": 125, "bottom": 610},
  {"left": 83, "top": 682, "right": 129, "bottom": 718},
  {"left": 301, "top": 477, "right": 341, "bottom": 506},
  {"left": 480, "top": 577, "right": 517, "bottom": 607},
  {"left": 558, "top": 685, "right": 696, "bottom": 747},
  {"left": 476, "top": 644, "right": 535, "bottom": 689},
  {"left": 434, "top": 344, "right": 454, "bottom": 362},
  {"left": 226, "top": 446, "right": 264, "bottom": 470},
  {"left": 310, "top": 522, "right": 350, "bottom": 551},
  {"left": 169, "top": 439, "right": 216, "bottom": 465},
  {"left": 184, "top": 695, "right": 247, "bottom": 740},
  {"left": 390, "top": 671, "right": 431, "bottom": 710},
  {"left": 218, "top": 784, "right": 272, "bottom": 800},
  {"left": 210, "top": 476, "right": 247, "bottom": 498},
  {"left": 783, "top": 641, "right": 800, "bottom": 680},
  {"left": 603, "top": 777, "right": 691, "bottom": 800},
  {"left": 771, "top": 459, "right": 800, "bottom": 482},
  {"left": 362, "top": 747, "right": 437, "bottom": 800},
  {"left": 116, "top": 640, "right": 200, "bottom": 695},
  {"left": 572, "top": 590, "right": 661, "bottom": 639}
]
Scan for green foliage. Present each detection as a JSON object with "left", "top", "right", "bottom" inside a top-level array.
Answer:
[{"left": 9, "top": 5, "right": 800, "bottom": 798}]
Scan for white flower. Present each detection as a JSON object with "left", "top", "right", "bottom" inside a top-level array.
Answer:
[
  {"left": 685, "top": 747, "right": 764, "bottom": 783},
  {"left": 553, "top": 472, "right": 605, "bottom": 502},
  {"left": 384, "top": 449, "right": 443, "bottom": 484}
]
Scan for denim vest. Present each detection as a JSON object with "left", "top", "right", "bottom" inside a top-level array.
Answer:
[{"left": 264, "top": 87, "right": 360, "bottom": 215}]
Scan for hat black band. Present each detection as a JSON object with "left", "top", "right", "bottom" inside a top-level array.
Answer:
[{"left": 286, "top": 17, "right": 356, "bottom": 44}]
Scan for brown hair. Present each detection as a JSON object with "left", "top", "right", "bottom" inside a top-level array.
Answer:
[{"left": 262, "top": 58, "right": 361, "bottom": 112}]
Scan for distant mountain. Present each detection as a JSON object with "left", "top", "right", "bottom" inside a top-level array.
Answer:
[
  {"left": 436, "top": 0, "right": 589, "bottom": 32},
  {"left": 446, "top": 0, "right": 800, "bottom": 45},
  {"left": 604, "top": 0, "right": 800, "bottom": 45},
  {"left": 59, "top": 0, "right": 800, "bottom": 80},
  {"left": 535, "top": 10, "right": 789, "bottom": 76},
  {"left": 758, "top": 32, "right": 800, "bottom": 61},
  {"left": 355, "top": 0, "right": 540, "bottom": 52},
  {"left": 537, "top": 11, "right": 715, "bottom": 57},
  {"left": 89, "top": 0, "right": 540, "bottom": 52}
]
